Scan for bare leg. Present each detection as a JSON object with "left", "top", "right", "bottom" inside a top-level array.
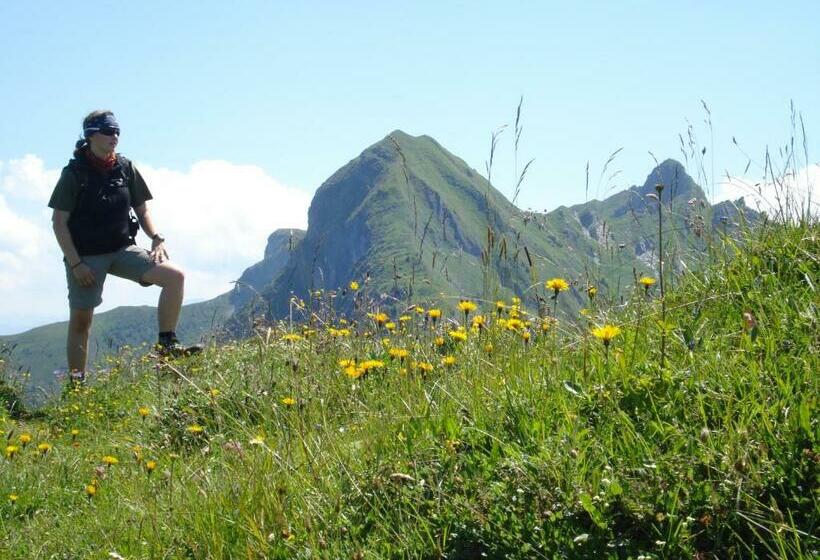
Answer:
[
  {"left": 67, "top": 308, "right": 94, "bottom": 374},
  {"left": 140, "top": 262, "right": 185, "bottom": 333}
]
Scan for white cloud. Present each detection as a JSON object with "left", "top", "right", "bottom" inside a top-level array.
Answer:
[
  {"left": 0, "top": 155, "right": 310, "bottom": 335},
  {"left": 716, "top": 164, "right": 819, "bottom": 219}
]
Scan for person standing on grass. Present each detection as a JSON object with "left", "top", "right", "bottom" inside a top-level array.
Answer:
[{"left": 48, "top": 110, "right": 194, "bottom": 382}]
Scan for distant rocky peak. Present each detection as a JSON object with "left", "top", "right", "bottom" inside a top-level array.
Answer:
[{"left": 637, "top": 159, "right": 705, "bottom": 203}]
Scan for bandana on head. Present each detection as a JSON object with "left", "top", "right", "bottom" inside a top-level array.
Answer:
[{"left": 83, "top": 113, "right": 120, "bottom": 138}]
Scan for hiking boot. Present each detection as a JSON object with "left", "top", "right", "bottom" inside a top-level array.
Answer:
[{"left": 156, "top": 340, "right": 204, "bottom": 358}]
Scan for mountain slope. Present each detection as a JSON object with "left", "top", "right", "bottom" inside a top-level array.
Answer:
[{"left": 248, "top": 132, "right": 754, "bottom": 324}]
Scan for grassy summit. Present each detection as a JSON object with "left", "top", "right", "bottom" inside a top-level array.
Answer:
[{"left": 1, "top": 217, "right": 816, "bottom": 558}]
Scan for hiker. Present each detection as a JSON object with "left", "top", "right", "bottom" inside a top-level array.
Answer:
[{"left": 48, "top": 110, "right": 194, "bottom": 381}]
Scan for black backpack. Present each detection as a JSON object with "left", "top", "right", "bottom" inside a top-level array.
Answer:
[{"left": 68, "top": 155, "right": 140, "bottom": 243}]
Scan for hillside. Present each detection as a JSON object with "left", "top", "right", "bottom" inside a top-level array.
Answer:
[
  {"left": 3, "top": 131, "right": 755, "bottom": 402},
  {"left": 241, "top": 131, "right": 754, "bottom": 329},
  {"left": 0, "top": 220, "right": 815, "bottom": 558}
]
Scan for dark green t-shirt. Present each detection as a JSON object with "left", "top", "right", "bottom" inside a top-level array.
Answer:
[{"left": 48, "top": 157, "right": 152, "bottom": 213}]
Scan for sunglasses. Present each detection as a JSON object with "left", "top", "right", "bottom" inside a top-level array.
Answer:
[{"left": 99, "top": 127, "right": 120, "bottom": 137}]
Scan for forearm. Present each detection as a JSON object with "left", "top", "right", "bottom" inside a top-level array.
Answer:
[
  {"left": 136, "top": 207, "right": 159, "bottom": 239},
  {"left": 52, "top": 221, "right": 82, "bottom": 267}
]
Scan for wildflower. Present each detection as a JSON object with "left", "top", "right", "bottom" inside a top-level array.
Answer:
[
  {"left": 388, "top": 347, "right": 409, "bottom": 361},
  {"left": 434, "top": 336, "right": 445, "bottom": 347},
  {"left": 415, "top": 361, "right": 434, "bottom": 373},
  {"left": 471, "top": 315, "right": 486, "bottom": 330},
  {"left": 639, "top": 276, "right": 656, "bottom": 294},
  {"left": 540, "top": 318, "right": 552, "bottom": 332},
  {"left": 458, "top": 300, "right": 477, "bottom": 319},
  {"left": 38, "top": 442, "right": 52, "bottom": 455},
  {"left": 415, "top": 306, "right": 425, "bottom": 315},
  {"left": 138, "top": 406, "right": 150, "bottom": 418},
  {"left": 19, "top": 433, "right": 31, "bottom": 447},
  {"left": 338, "top": 359, "right": 356, "bottom": 368},
  {"left": 505, "top": 318, "right": 525, "bottom": 331},
  {"left": 546, "top": 278, "right": 570, "bottom": 297},
  {"left": 281, "top": 397, "right": 296, "bottom": 406},
  {"left": 349, "top": 280, "right": 359, "bottom": 291},
  {"left": 592, "top": 325, "right": 621, "bottom": 346},
  {"left": 249, "top": 436, "right": 265, "bottom": 446},
  {"left": 71, "top": 428, "right": 80, "bottom": 437},
  {"left": 441, "top": 356, "right": 457, "bottom": 367},
  {"left": 186, "top": 424, "right": 205, "bottom": 434},
  {"left": 448, "top": 329, "right": 468, "bottom": 343},
  {"left": 427, "top": 308, "right": 442, "bottom": 323},
  {"left": 398, "top": 315, "right": 412, "bottom": 324},
  {"left": 359, "top": 360, "right": 385, "bottom": 372},
  {"left": 282, "top": 333, "right": 302, "bottom": 343},
  {"left": 484, "top": 343, "right": 493, "bottom": 354},
  {"left": 8, "top": 494, "right": 18, "bottom": 504},
  {"left": 369, "top": 312, "right": 389, "bottom": 326},
  {"left": 102, "top": 455, "right": 119, "bottom": 466},
  {"left": 5, "top": 445, "right": 19, "bottom": 458},
  {"left": 385, "top": 322, "right": 396, "bottom": 332},
  {"left": 145, "top": 460, "right": 157, "bottom": 474},
  {"left": 495, "top": 300, "right": 506, "bottom": 314},
  {"left": 587, "top": 285, "right": 597, "bottom": 299},
  {"left": 344, "top": 365, "right": 363, "bottom": 379},
  {"left": 85, "top": 484, "right": 96, "bottom": 498},
  {"left": 209, "top": 388, "right": 220, "bottom": 398},
  {"left": 511, "top": 296, "right": 521, "bottom": 306},
  {"left": 521, "top": 331, "right": 531, "bottom": 343}
]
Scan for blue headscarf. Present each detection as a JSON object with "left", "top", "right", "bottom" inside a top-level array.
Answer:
[{"left": 83, "top": 113, "right": 120, "bottom": 138}]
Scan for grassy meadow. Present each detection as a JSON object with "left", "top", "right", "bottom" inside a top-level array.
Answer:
[{"left": 0, "top": 216, "right": 817, "bottom": 558}]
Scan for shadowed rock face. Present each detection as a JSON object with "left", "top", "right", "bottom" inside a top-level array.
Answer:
[{"left": 230, "top": 229, "right": 305, "bottom": 309}]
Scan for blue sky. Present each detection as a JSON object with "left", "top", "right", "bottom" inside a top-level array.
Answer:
[{"left": 0, "top": 1, "right": 817, "bottom": 333}]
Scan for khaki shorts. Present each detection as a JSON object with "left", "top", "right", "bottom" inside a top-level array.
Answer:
[{"left": 65, "top": 245, "right": 156, "bottom": 309}]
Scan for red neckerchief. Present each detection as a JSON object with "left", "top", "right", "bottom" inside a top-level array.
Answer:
[{"left": 85, "top": 149, "right": 117, "bottom": 173}]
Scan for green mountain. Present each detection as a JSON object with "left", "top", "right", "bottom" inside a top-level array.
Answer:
[
  {"left": 237, "top": 131, "right": 755, "bottom": 327},
  {"left": 3, "top": 130, "right": 755, "bottom": 402}
]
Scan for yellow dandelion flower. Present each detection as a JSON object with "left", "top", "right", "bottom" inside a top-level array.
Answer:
[
  {"left": 85, "top": 484, "right": 96, "bottom": 498},
  {"left": 540, "top": 318, "right": 552, "bottom": 332},
  {"left": 398, "top": 315, "right": 412, "bottom": 323},
  {"left": 385, "top": 322, "right": 396, "bottom": 332},
  {"left": 448, "top": 329, "right": 468, "bottom": 342},
  {"left": 70, "top": 428, "right": 80, "bottom": 438},
  {"left": 592, "top": 325, "right": 622, "bottom": 346},
  {"left": 427, "top": 308, "right": 442, "bottom": 321},
  {"left": 145, "top": 460, "right": 157, "bottom": 474},
  {"left": 138, "top": 406, "right": 150, "bottom": 418},
  {"left": 415, "top": 361, "right": 434, "bottom": 373},
  {"left": 484, "top": 343, "right": 493, "bottom": 354},
  {"left": 281, "top": 397, "right": 296, "bottom": 406},
  {"left": 388, "top": 347, "right": 409, "bottom": 360},
  {"left": 360, "top": 360, "right": 385, "bottom": 371},
  {"left": 546, "top": 278, "right": 570, "bottom": 295},
  {"left": 338, "top": 359, "right": 356, "bottom": 368},
  {"left": 19, "top": 433, "right": 31, "bottom": 447},
  {"left": 344, "top": 365, "right": 364, "bottom": 379},
  {"left": 37, "top": 442, "right": 52, "bottom": 455},
  {"left": 102, "top": 455, "right": 119, "bottom": 466},
  {"left": 521, "top": 331, "right": 531, "bottom": 343},
  {"left": 495, "top": 300, "right": 506, "bottom": 314},
  {"left": 511, "top": 296, "right": 521, "bottom": 306},
  {"left": 639, "top": 276, "right": 656, "bottom": 287},
  {"left": 282, "top": 333, "right": 302, "bottom": 343},
  {"left": 441, "top": 355, "right": 457, "bottom": 367},
  {"left": 471, "top": 315, "right": 487, "bottom": 329},
  {"left": 587, "top": 285, "right": 598, "bottom": 299},
  {"left": 8, "top": 493, "right": 18, "bottom": 504},
  {"left": 186, "top": 424, "right": 205, "bottom": 434},
  {"left": 434, "top": 336, "right": 445, "bottom": 347},
  {"left": 369, "top": 312, "right": 389, "bottom": 326},
  {"left": 415, "top": 305, "right": 425, "bottom": 315},
  {"left": 5, "top": 445, "right": 19, "bottom": 458},
  {"left": 349, "top": 280, "right": 359, "bottom": 291},
  {"left": 458, "top": 300, "right": 477, "bottom": 316}
]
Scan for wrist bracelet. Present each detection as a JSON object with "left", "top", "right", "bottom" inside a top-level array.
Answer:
[{"left": 70, "top": 260, "right": 84, "bottom": 270}]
